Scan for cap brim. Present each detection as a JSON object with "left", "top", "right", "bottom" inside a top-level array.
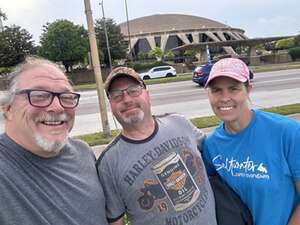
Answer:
[{"left": 205, "top": 72, "right": 248, "bottom": 88}]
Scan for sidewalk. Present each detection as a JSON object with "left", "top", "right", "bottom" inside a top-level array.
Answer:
[{"left": 92, "top": 113, "right": 300, "bottom": 159}]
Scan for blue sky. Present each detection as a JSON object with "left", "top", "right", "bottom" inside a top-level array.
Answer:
[{"left": 1, "top": 0, "right": 299, "bottom": 44}]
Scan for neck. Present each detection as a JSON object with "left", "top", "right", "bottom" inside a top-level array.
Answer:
[
  {"left": 122, "top": 117, "right": 155, "bottom": 140},
  {"left": 224, "top": 110, "right": 253, "bottom": 134}
]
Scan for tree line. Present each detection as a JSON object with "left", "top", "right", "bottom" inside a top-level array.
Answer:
[{"left": 0, "top": 11, "right": 127, "bottom": 72}]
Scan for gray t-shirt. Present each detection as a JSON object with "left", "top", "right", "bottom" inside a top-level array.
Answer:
[
  {"left": 97, "top": 114, "right": 217, "bottom": 225},
  {"left": 0, "top": 133, "right": 108, "bottom": 225}
]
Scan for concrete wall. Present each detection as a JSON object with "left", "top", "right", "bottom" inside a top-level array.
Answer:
[
  {"left": 260, "top": 52, "right": 292, "bottom": 64},
  {"left": 64, "top": 68, "right": 111, "bottom": 85}
]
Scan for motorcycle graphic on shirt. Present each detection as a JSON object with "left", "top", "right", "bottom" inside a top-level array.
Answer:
[{"left": 138, "top": 149, "right": 204, "bottom": 211}]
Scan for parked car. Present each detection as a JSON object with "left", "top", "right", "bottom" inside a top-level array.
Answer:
[
  {"left": 192, "top": 63, "right": 213, "bottom": 86},
  {"left": 192, "top": 62, "right": 254, "bottom": 86},
  {"left": 139, "top": 66, "right": 176, "bottom": 80}
]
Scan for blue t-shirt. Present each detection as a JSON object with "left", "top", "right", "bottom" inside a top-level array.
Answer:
[{"left": 202, "top": 110, "right": 300, "bottom": 225}]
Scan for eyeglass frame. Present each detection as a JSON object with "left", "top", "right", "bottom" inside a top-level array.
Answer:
[
  {"left": 14, "top": 89, "right": 81, "bottom": 109},
  {"left": 108, "top": 84, "right": 145, "bottom": 102}
]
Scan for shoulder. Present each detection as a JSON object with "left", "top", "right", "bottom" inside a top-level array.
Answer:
[
  {"left": 155, "top": 113, "right": 193, "bottom": 127},
  {"left": 255, "top": 110, "right": 300, "bottom": 130},
  {"left": 68, "top": 137, "right": 91, "bottom": 150},
  {"left": 96, "top": 135, "right": 122, "bottom": 167},
  {"left": 67, "top": 138, "right": 95, "bottom": 158}
]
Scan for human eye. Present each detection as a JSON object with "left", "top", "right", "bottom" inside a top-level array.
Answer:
[
  {"left": 210, "top": 87, "right": 220, "bottom": 94},
  {"left": 60, "top": 93, "right": 78, "bottom": 103},
  {"left": 127, "top": 85, "right": 141, "bottom": 95},
  {"left": 109, "top": 90, "right": 123, "bottom": 101},
  {"left": 30, "top": 90, "right": 50, "bottom": 101},
  {"left": 229, "top": 86, "right": 241, "bottom": 92},
  {"left": 60, "top": 93, "right": 78, "bottom": 100}
]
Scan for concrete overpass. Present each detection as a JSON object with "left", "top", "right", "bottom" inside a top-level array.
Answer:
[{"left": 172, "top": 35, "right": 296, "bottom": 65}]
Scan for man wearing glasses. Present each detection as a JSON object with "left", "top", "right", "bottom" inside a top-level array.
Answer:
[
  {"left": 0, "top": 56, "right": 108, "bottom": 225},
  {"left": 97, "top": 67, "right": 217, "bottom": 225}
]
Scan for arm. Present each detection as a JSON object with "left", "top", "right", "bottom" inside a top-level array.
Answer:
[
  {"left": 288, "top": 181, "right": 300, "bottom": 225},
  {"left": 109, "top": 217, "right": 124, "bottom": 225}
]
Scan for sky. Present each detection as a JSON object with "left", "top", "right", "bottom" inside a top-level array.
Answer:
[{"left": 1, "top": 0, "right": 299, "bottom": 45}]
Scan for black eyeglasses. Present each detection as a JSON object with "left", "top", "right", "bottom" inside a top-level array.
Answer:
[
  {"left": 15, "top": 89, "right": 80, "bottom": 109},
  {"left": 108, "top": 85, "right": 144, "bottom": 102}
]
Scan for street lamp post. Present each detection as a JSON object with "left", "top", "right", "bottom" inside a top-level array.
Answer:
[
  {"left": 124, "top": 0, "right": 134, "bottom": 60},
  {"left": 99, "top": 1, "right": 112, "bottom": 71},
  {"left": 0, "top": 8, "right": 4, "bottom": 32}
]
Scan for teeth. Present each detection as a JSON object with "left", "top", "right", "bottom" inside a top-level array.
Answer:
[
  {"left": 42, "top": 121, "right": 64, "bottom": 126},
  {"left": 220, "top": 106, "right": 233, "bottom": 111}
]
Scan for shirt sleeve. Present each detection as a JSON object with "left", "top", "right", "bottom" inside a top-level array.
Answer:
[{"left": 96, "top": 156, "right": 125, "bottom": 222}]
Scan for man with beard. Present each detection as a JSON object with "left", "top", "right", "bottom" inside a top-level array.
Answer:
[
  {"left": 97, "top": 67, "right": 217, "bottom": 225},
  {"left": 0, "top": 56, "right": 108, "bottom": 225}
]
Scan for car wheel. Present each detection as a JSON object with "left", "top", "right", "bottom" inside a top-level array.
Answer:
[
  {"left": 143, "top": 75, "right": 150, "bottom": 80},
  {"left": 166, "top": 73, "right": 173, "bottom": 77}
]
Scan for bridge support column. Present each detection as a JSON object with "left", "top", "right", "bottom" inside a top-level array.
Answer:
[{"left": 248, "top": 46, "right": 260, "bottom": 65}]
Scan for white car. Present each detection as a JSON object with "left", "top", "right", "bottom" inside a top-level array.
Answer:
[{"left": 139, "top": 66, "right": 176, "bottom": 80}]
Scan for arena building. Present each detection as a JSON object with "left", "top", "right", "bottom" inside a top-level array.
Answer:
[{"left": 119, "top": 14, "right": 248, "bottom": 58}]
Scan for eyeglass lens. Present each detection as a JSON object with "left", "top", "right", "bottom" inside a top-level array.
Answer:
[
  {"left": 109, "top": 85, "right": 143, "bottom": 102},
  {"left": 16, "top": 89, "right": 80, "bottom": 108}
]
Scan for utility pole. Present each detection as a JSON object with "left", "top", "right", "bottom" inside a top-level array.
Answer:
[
  {"left": 124, "top": 0, "right": 134, "bottom": 60},
  {"left": 99, "top": 0, "right": 112, "bottom": 71},
  {"left": 83, "top": 0, "right": 111, "bottom": 136},
  {"left": 0, "top": 8, "right": 4, "bottom": 32}
]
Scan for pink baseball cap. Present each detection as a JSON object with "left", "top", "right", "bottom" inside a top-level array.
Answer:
[{"left": 205, "top": 58, "right": 250, "bottom": 87}]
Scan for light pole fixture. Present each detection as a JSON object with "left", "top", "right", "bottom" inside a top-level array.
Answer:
[{"left": 99, "top": 0, "right": 112, "bottom": 71}]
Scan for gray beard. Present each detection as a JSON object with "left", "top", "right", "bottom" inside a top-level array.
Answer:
[
  {"left": 123, "top": 110, "right": 144, "bottom": 125},
  {"left": 34, "top": 132, "right": 67, "bottom": 155}
]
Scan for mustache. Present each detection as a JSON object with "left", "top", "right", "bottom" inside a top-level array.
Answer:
[{"left": 35, "top": 113, "right": 69, "bottom": 122}]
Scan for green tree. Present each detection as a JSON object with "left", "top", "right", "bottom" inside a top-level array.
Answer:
[
  {"left": 0, "top": 10, "right": 7, "bottom": 21},
  {"left": 0, "top": 25, "right": 35, "bottom": 67},
  {"left": 39, "top": 19, "right": 89, "bottom": 72},
  {"left": 294, "top": 35, "right": 300, "bottom": 47},
  {"left": 264, "top": 41, "right": 276, "bottom": 52},
  {"left": 275, "top": 38, "right": 295, "bottom": 50},
  {"left": 148, "top": 47, "right": 164, "bottom": 61},
  {"left": 95, "top": 18, "right": 127, "bottom": 66},
  {"left": 137, "top": 52, "right": 149, "bottom": 60}
]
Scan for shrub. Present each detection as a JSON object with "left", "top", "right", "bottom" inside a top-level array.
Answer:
[
  {"left": 275, "top": 38, "right": 295, "bottom": 50},
  {"left": 288, "top": 47, "right": 300, "bottom": 60},
  {"left": 0, "top": 67, "right": 11, "bottom": 75},
  {"left": 137, "top": 52, "right": 149, "bottom": 60},
  {"left": 128, "top": 61, "right": 168, "bottom": 72}
]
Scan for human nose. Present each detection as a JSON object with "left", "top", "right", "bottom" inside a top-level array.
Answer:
[
  {"left": 47, "top": 96, "right": 65, "bottom": 111},
  {"left": 121, "top": 90, "right": 133, "bottom": 102},
  {"left": 219, "top": 90, "right": 231, "bottom": 102}
]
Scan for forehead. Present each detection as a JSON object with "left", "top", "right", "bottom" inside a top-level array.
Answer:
[
  {"left": 110, "top": 76, "right": 139, "bottom": 90},
  {"left": 209, "top": 76, "right": 241, "bottom": 87},
  {"left": 17, "top": 64, "right": 72, "bottom": 90}
]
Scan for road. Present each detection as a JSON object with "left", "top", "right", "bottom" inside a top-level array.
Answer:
[{"left": 1, "top": 68, "right": 300, "bottom": 136}]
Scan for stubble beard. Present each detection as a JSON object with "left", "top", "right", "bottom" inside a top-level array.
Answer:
[{"left": 122, "top": 110, "right": 145, "bottom": 125}]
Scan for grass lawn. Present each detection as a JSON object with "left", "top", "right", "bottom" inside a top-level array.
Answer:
[{"left": 75, "top": 103, "right": 300, "bottom": 146}]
